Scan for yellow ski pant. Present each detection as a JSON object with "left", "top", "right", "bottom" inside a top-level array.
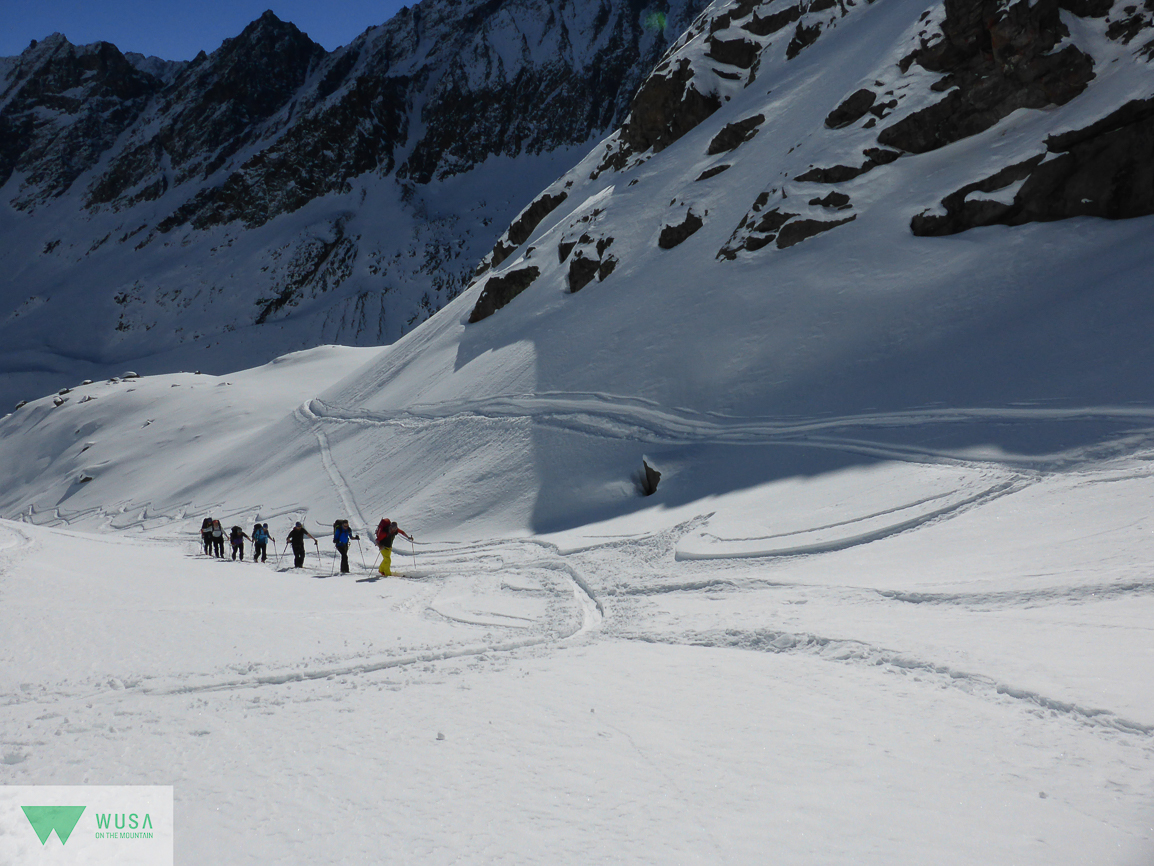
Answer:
[{"left": 378, "top": 546, "right": 392, "bottom": 576}]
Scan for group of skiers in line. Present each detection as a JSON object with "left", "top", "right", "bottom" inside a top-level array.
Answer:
[
  {"left": 199, "top": 518, "right": 273, "bottom": 562},
  {"left": 199, "top": 516, "right": 412, "bottom": 576}
]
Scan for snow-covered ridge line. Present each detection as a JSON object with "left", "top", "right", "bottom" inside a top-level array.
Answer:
[{"left": 0, "top": 0, "right": 711, "bottom": 409}]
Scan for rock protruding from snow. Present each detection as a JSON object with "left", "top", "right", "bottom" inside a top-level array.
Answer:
[
  {"left": 825, "top": 89, "right": 877, "bottom": 129},
  {"left": 468, "top": 267, "right": 541, "bottom": 323},
  {"left": 486, "top": 191, "right": 570, "bottom": 271},
  {"left": 707, "top": 114, "right": 765, "bottom": 154},
  {"left": 877, "top": 0, "right": 1096, "bottom": 154},
  {"left": 659, "top": 210, "right": 705, "bottom": 249},
  {"left": 912, "top": 97, "right": 1154, "bottom": 235}
]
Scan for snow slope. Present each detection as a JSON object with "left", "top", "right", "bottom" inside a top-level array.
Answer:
[
  {"left": 2, "top": 0, "right": 1154, "bottom": 859},
  {"left": 1, "top": 427, "right": 1153, "bottom": 863}
]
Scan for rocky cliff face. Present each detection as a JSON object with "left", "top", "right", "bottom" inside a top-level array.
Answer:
[
  {"left": 463, "top": 0, "right": 1154, "bottom": 324},
  {"left": 0, "top": 0, "right": 707, "bottom": 408},
  {"left": 0, "top": 35, "right": 169, "bottom": 209}
]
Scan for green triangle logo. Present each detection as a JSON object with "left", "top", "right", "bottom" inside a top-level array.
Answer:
[{"left": 21, "top": 805, "right": 86, "bottom": 845}]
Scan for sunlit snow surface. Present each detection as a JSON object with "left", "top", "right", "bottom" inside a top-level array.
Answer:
[
  {"left": 4, "top": 0, "right": 1154, "bottom": 856},
  {"left": 1, "top": 348, "right": 1153, "bottom": 863}
]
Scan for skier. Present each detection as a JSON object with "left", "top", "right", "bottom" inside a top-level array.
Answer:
[
  {"left": 210, "top": 519, "right": 226, "bottom": 557},
  {"left": 287, "top": 522, "right": 315, "bottom": 568},
  {"left": 229, "top": 525, "right": 251, "bottom": 561},
  {"left": 200, "top": 517, "right": 214, "bottom": 555},
  {"left": 332, "top": 519, "right": 359, "bottom": 574},
  {"left": 375, "top": 518, "right": 413, "bottom": 577},
  {"left": 252, "top": 523, "right": 273, "bottom": 563}
]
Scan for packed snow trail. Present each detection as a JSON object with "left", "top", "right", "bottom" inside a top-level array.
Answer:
[
  {"left": 304, "top": 395, "right": 1154, "bottom": 467},
  {"left": 298, "top": 401, "right": 371, "bottom": 537}
]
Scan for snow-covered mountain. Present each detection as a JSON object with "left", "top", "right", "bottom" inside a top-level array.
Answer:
[
  {"left": 2, "top": 0, "right": 1154, "bottom": 860},
  {"left": 0, "top": 0, "right": 707, "bottom": 411},
  {"left": 4, "top": 0, "right": 1154, "bottom": 533}
]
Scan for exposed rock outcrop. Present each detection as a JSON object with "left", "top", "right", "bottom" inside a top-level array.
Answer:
[
  {"left": 795, "top": 148, "right": 901, "bottom": 183},
  {"left": 659, "top": 210, "right": 705, "bottom": 248},
  {"left": 0, "top": 36, "right": 165, "bottom": 208},
  {"left": 776, "top": 214, "right": 856, "bottom": 247},
  {"left": 912, "top": 97, "right": 1154, "bottom": 235},
  {"left": 486, "top": 191, "right": 569, "bottom": 271},
  {"left": 878, "top": 0, "right": 1096, "bottom": 154},
  {"left": 707, "top": 114, "right": 765, "bottom": 154},
  {"left": 568, "top": 253, "right": 601, "bottom": 293},
  {"left": 825, "top": 89, "right": 877, "bottom": 129},
  {"left": 609, "top": 58, "right": 724, "bottom": 169},
  {"left": 468, "top": 266, "right": 541, "bottom": 323}
]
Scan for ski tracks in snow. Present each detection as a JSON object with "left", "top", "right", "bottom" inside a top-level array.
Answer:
[
  {"left": 297, "top": 401, "right": 370, "bottom": 536},
  {"left": 122, "top": 541, "right": 606, "bottom": 698},
  {"left": 303, "top": 393, "right": 1154, "bottom": 469},
  {"left": 621, "top": 626, "right": 1154, "bottom": 739},
  {"left": 10, "top": 394, "right": 1144, "bottom": 753}
]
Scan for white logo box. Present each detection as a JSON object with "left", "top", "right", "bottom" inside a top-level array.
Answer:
[{"left": 0, "top": 786, "right": 173, "bottom": 865}]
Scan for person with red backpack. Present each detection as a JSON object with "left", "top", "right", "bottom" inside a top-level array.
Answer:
[{"left": 375, "top": 518, "right": 413, "bottom": 576}]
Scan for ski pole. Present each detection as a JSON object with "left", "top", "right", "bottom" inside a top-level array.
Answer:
[
  {"left": 329, "top": 551, "right": 337, "bottom": 577},
  {"left": 357, "top": 539, "right": 367, "bottom": 569},
  {"left": 411, "top": 538, "right": 417, "bottom": 572},
  {"left": 273, "top": 541, "right": 281, "bottom": 566}
]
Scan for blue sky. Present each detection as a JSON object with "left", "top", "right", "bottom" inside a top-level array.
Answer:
[{"left": 2, "top": 1, "right": 411, "bottom": 60}]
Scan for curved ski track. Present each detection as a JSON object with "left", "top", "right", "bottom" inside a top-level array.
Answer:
[
  {"left": 303, "top": 394, "right": 1154, "bottom": 469},
  {"left": 4, "top": 394, "right": 1150, "bottom": 753}
]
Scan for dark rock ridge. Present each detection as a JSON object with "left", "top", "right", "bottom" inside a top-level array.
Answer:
[
  {"left": 593, "top": 0, "right": 875, "bottom": 177},
  {"left": 567, "top": 253, "right": 602, "bottom": 293},
  {"left": 718, "top": 189, "right": 857, "bottom": 257},
  {"left": 486, "top": 191, "right": 570, "bottom": 271},
  {"left": 877, "top": 0, "right": 1097, "bottom": 154},
  {"left": 723, "top": 0, "right": 1151, "bottom": 255},
  {"left": 695, "top": 163, "right": 732, "bottom": 181},
  {"left": 795, "top": 148, "right": 901, "bottom": 183},
  {"left": 3, "top": 0, "right": 709, "bottom": 226},
  {"left": 93, "top": 12, "right": 328, "bottom": 211},
  {"left": 825, "top": 88, "right": 876, "bottom": 129},
  {"left": 134, "top": 0, "right": 707, "bottom": 234},
  {"left": 912, "top": 97, "right": 1154, "bottom": 235},
  {"left": 603, "top": 57, "right": 724, "bottom": 172},
  {"left": 0, "top": 0, "right": 711, "bottom": 385},
  {"left": 561, "top": 232, "right": 619, "bottom": 293},
  {"left": 0, "top": 35, "right": 166, "bottom": 208},
  {"left": 776, "top": 214, "right": 856, "bottom": 247},
  {"left": 468, "top": 266, "right": 541, "bottom": 323}
]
